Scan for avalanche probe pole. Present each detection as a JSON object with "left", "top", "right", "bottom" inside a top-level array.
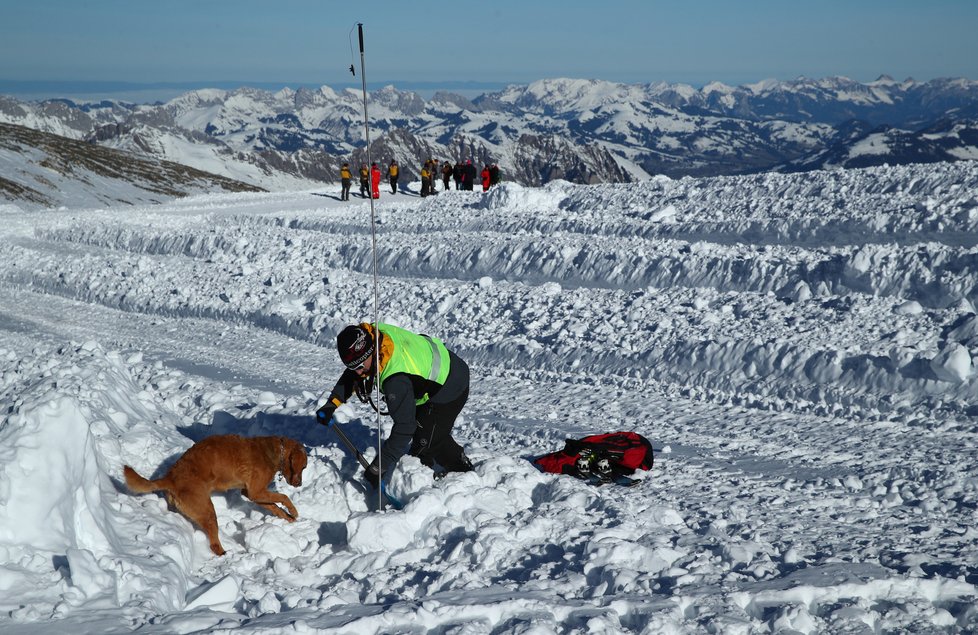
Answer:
[
  {"left": 355, "top": 22, "right": 385, "bottom": 511},
  {"left": 328, "top": 418, "right": 372, "bottom": 471},
  {"left": 327, "top": 417, "right": 403, "bottom": 510}
]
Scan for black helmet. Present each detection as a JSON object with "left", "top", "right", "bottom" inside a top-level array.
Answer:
[{"left": 337, "top": 325, "right": 374, "bottom": 369}]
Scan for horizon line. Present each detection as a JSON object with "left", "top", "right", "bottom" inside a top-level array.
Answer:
[{"left": 1, "top": 75, "right": 973, "bottom": 105}]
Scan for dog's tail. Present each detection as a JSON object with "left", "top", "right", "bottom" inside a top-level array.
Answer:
[{"left": 123, "top": 465, "right": 168, "bottom": 494}]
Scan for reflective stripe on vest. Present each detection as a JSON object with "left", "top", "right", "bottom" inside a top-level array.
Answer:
[{"left": 423, "top": 335, "right": 442, "bottom": 382}]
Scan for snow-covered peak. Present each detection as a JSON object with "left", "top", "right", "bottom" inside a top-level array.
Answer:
[
  {"left": 702, "top": 80, "right": 736, "bottom": 95},
  {"left": 164, "top": 88, "right": 229, "bottom": 109},
  {"left": 869, "top": 74, "right": 899, "bottom": 86},
  {"left": 502, "top": 77, "right": 629, "bottom": 110},
  {"left": 743, "top": 77, "right": 783, "bottom": 94},
  {"left": 273, "top": 86, "right": 296, "bottom": 101}
]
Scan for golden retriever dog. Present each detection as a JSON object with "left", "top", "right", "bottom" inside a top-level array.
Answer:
[{"left": 123, "top": 434, "right": 307, "bottom": 556}]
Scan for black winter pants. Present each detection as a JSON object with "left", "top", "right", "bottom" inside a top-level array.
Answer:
[{"left": 409, "top": 388, "right": 469, "bottom": 471}]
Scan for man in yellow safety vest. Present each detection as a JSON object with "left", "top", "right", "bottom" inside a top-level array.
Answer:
[{"left": 316, "top": 322, "right": 473, "bottom": 488}]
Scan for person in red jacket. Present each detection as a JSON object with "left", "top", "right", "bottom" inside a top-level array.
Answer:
[
  {"left": 370, "top": 162, "right": 381, "bottom": 199},
  {"left": 481, "top": 165, "right": 491, "bottom": 192}
]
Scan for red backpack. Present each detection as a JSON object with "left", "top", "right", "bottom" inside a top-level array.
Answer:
[{"left": 533, "top": 431, "right": 654, "bottom": 483}]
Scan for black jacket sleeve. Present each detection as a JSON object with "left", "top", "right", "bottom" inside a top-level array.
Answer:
[
  {"left": 327, "top": 368, "right": 361, "bottom": 406},
  {"left": 378, "top": 373, "right": 418, "bottom": 478}
]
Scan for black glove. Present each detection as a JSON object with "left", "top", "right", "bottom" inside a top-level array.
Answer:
[
  {"left": 363, "top": 459, "right": 381, "bottom": 489},
  {"left": 315, "top": 402, "right": 337, "bottom": 425}
]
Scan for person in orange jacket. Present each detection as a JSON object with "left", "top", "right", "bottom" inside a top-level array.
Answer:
[
  {"left": 370, "top": 162, "right": 382, "bottom": 199},
  {"left": 420, "top": 163, "right": 431, "bottom": 197},
  {"left": 339, "top": 162, "right": 352, "bottom": 201},
  {"left": 481, "top": 165, "right": 491, "bottom": 192},
  {"left": 441, "top": 161, "right": 453, "bottom": 191},
  {"left": 387, "top": 160, "right": 399, "bottom": 194},
  {"left": 359, "top": 164, "right": 370, "bottom": 198}
]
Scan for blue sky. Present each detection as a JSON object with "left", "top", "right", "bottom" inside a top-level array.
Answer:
[{"left": 2, "top": 0, "right": 977, "bottom": 100}]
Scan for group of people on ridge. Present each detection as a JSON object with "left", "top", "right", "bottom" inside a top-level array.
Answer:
[
  {"left": 339, "top": 162, "right": 381, "bottom": 201},
  {"left": 339, "top": 159, "right": 500, "bottom": 200}
]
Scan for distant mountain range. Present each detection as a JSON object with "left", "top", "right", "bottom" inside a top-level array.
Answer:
[
  {"left": 1, "top": 75, "right": 977, "bottom": 203},
  {"left": 783, "top": 116, "right": 978, "bottom": 171},
  {"left": 0, "top": 122, "right": 261, "bottom": 209}
]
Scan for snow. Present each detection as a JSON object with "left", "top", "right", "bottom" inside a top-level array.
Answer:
[
  {"left": 1, "top": 161, "right": 978, "bottom": 634},
  {"left": 848, "top": 132, "right": 897, "bottom": 159},
  {"left": 948, "top": 146, "right": 978, "bottom": 161}
]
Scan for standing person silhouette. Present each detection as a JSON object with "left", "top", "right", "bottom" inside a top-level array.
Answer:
[{"left": 370, "top": 163, "right": 382, "bottom": 199}]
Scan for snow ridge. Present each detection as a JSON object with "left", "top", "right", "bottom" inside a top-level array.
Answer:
[{"left": 9, "top": 164, "right": 977, "bottom": 421}]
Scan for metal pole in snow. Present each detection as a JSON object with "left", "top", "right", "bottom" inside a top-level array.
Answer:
[{"left": 355, "top": 22, "right": 384, "bottom": 511}]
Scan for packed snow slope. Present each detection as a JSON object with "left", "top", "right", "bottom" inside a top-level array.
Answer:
[{"left": 0, "top": 163, "right": 977, "bottom": 634}]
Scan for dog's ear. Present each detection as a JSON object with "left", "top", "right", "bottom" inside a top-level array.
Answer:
[{"left": 285, "top": 441, "right": 307, "bottom": 487}]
